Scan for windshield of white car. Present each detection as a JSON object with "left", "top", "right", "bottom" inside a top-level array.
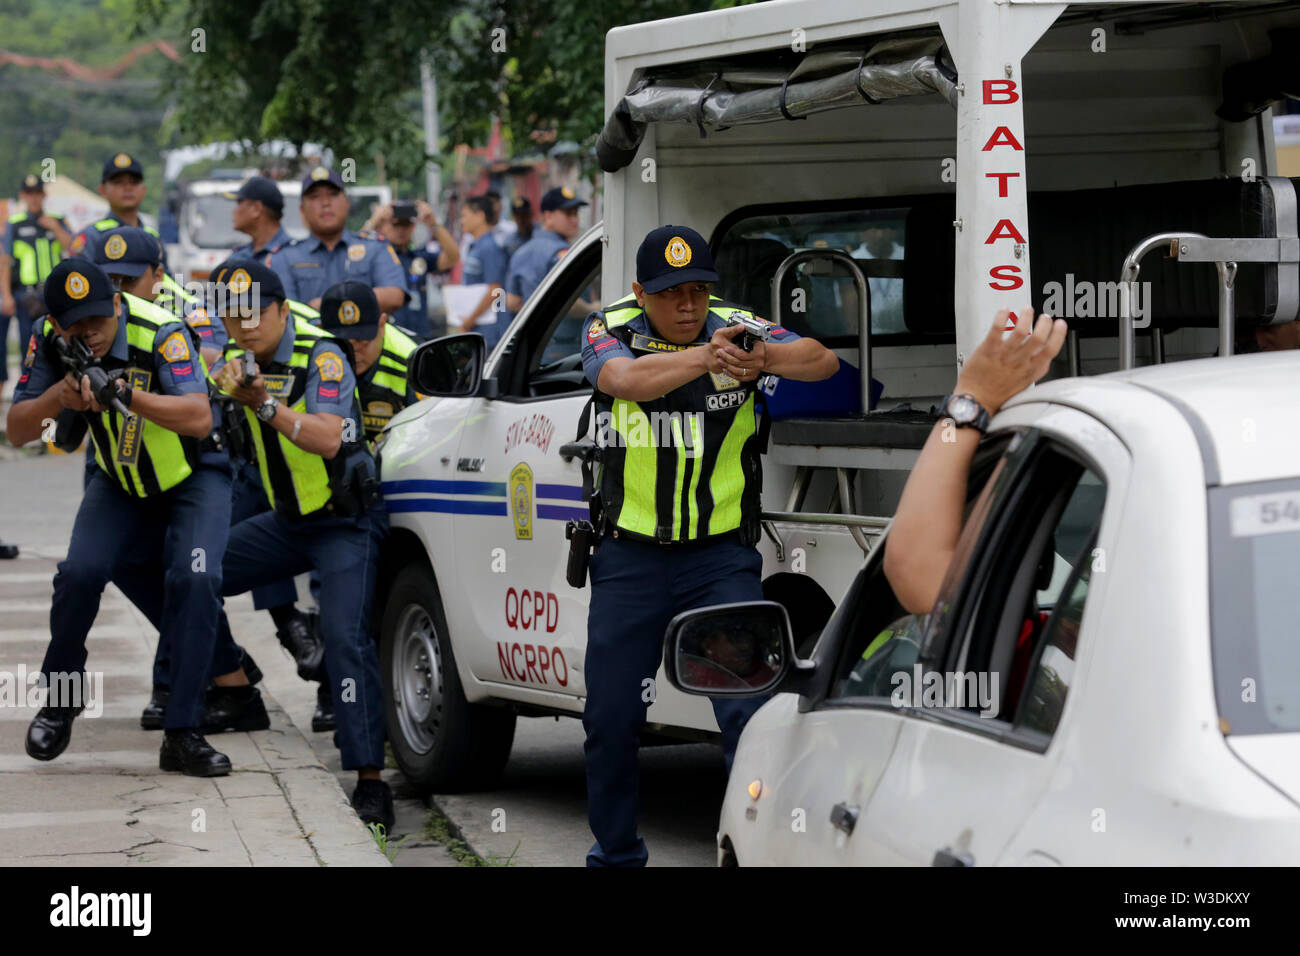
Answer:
[{"left": 1210, "top": 477, "right": 1300, "bottom": 735}]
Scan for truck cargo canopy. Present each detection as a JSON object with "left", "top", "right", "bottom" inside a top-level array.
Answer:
[{"left": 596, "top": 38, "right": 958, "bottom": 173}]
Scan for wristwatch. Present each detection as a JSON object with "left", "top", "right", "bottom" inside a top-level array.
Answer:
[
  {"left": 255, "top": 397, "right": 279, "bottom": 423},
  {"left": 938, "top": 393, "right": 991, "bottom": 434}
]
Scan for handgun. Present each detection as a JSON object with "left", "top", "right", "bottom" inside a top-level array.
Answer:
[
  {"left": 52, "top": 335, "right": 131, "bottom": 417},
  {"left": 239, "top": 355, "right": 259, "bottom": 388},
  {"left": 725, "top": 311, "right": 773, "bottom": 353}
]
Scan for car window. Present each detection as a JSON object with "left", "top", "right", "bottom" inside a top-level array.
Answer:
[
  {"left": 522, "top": 262, "right": 602, "bottom": 398},
  {"left": 943, "top": 447, "right": 1106, "bottom": 736},
  {"left": 713, "top": 207, "right": 907, "bottom": 338},
  {"left": 827, "top": 434, "right": 1017, "bottom": 702}
]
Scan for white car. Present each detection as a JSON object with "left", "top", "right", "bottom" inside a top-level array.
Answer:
[{"left": 665, "top": 352, "right": 1300, "bottom": 865}]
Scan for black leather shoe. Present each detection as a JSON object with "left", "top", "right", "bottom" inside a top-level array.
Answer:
[
  {"left": 0, "top": 539, "right": 17, "bottom": 559},
  {"left": 351, "top": 779, "right": 395, "bottom": 832},
  {"left": 25, "top": 705, "right": 82, "bottom": 761},
  {"left": 140, "top": 686, "right": 169, "bottom": 730},
  {"left": 276, "top": 611, "right": 325, "bottom": 681},
  {"left": 160, "top": 729, "right": 231, "bottom": 777},
  {"left": 200, "top": 685, "right": 270, "bottom": 734},
  {"left": 311, "top": 682, "right": 336, "bottom": 732}
]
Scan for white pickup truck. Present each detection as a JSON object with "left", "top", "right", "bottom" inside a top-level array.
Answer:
[{"left": 374, "top": 0, "right": 1300, "bottom": 794}]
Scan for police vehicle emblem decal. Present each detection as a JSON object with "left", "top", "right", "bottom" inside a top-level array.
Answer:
[
  {"left": 228, "top": 268, "right": 252, "bottom": 294},
  {"left": 348, "top": 243, "right": 367, "bottom": 262},
  {"left": 510, "top": 462, "right": 534, "bottom": 541},
  {"left": 113, "top": 153, "right": 132, "bottom": 168},
  {"left": 160, "top": 331, "right": 191, "bottom": 362},
  {"left": 339, "top": 300, "right": 360, "bottom": 325},
  {"left": 314, "top": 351, "right": 344, "bottom": 382},
  {"left": 665, "top": 236, "right": 692, "bottom": 268},
  {"left": 410, "top": 256, "right": 428, "bottom": 276},
  {"left": 65, "top": 272, "right": 89, "bottom": 300},
  {"left": 104, "top": 235, "right": 127, "bottom": 260},
  {"left": 310, "top": 167, "right": 330, "bottom": 181}
]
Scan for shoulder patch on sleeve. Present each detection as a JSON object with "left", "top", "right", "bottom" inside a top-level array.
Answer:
[
  {"left": 314, "top": 350, "right": 345, "bottom": 382},
  {"left": 160, "top": 330, "right": 191, "bottom": 362},
  {"left": 387, "top": 244, "right": 401, "bottom": 266},
  {"left": 22, "top": 332, "right": 39, "bottom": 369},
  {"left": 586, "top": 317, "right": 607, "bottom": 342},
  {"left": 71, "top": 232, "right": 86, "bottom": 254}
]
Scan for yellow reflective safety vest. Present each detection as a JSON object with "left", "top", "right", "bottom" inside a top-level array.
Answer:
[
  {"left": 7, "top": 212, "right": 63, "bottom": 286},
  {"left": 75, "top": 294, "right": 205, "bottom": 497},
  {"left": 224, "top": 317, "right": 365, "bottom": 519},
  {"left": 358, "top": 323, "right": 420, "bottom": 444},
  {"left": 595, "top": 294, "right": 763, "bottom": 544}
]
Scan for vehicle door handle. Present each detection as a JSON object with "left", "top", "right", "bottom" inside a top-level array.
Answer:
[
  {"left": 559, "top": 439, "right": 599, "bottom": 463},
  {"left": 829, "top": 802, "right": 859, "bottom": 835},
  {"left": 932, "top": 846, "right": 974, "bottom": 867}
]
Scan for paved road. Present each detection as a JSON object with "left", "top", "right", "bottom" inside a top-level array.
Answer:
[{"left": 0, "top": 450, "right": 727, "bottom": 866}]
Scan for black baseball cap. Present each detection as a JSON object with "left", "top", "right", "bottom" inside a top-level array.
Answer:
[
  {"left": 301, "top": 166, "right": 346, "bottom": 195},
  {"left": 102, "top": 152, "right": 144, "bottom": 183},
  {"left": 540, "top": 186, "right": 587, "bottom": 213},
  {"left": 19, "top": 174, "right": 43, "bottom": 194},
  {"left": 44, "top": 261, "right": 117, "bottom": 326},
  {"left": 319, "top": 280, "right": 381, "bottom": 340},
  {"left": 636, "top": 225, "right": 718, "bottom": 294},
  {"left": 391, "top": 201, "right": 418, "bottom": 223},
  {"left": 223, "top": 176, "right": 284, "bottom": 212},
  {"left": 94, "top": 226, "right": 163, "bottom": 278},
  {"left": 511, "top": 197, "right": 531, "bottom": 213},
  {"left": 208, "top": 258, "right": 285, "bottom": 317}
]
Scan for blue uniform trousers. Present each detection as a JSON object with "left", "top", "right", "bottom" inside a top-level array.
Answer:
[
  {"left": 583, "top": 532, "right": 767, "bottom": 867},
  {"left": 43, "top": 465, "right": 231, "bottom": 730},
  {"left": 0, "top": 295, "right": 35, "bottom": 385},
  {"left": 213, "top": 508, "right": 388, "bottom": 770},
  {"left": 148, "top": 459, "right": 296, "bottom": 687}
]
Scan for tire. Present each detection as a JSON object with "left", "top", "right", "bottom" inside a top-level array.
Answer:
[{"left": 380, "top": 563, "right": 516, "bottom": 793}]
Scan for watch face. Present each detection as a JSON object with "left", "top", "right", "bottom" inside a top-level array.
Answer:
[{"left": 948, "top": 396, "right": 977, "bottom": 422}]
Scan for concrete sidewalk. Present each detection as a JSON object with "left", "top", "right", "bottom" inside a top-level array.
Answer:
[{"left": 0, "top": 453, "right": 389, "bottom": 867}]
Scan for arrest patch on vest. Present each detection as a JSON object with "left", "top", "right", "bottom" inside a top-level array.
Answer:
[{"left": 630, "top": 333, "right": 697, "bottom": 353}]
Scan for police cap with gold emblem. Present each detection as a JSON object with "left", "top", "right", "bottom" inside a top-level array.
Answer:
[
  {"left": 539, "top": 186, "right": 587, "bottom": 213},
  {"left": 101, "top": 152, "right": 144, "bottom": 183},
  {"left": 94, "top": 226, "right": 163, "bottom": 278},
  {"left": 319, "top": 280, "right": 381, "bottom": 340},
  {"left": 44, "top": 260, "right": 117, "bottom": 326},
  {"left": 208, "top": 257, "right": 285, "bottom": 317},
  {"left": 301, "top": 166, "right": 346, "bottom": 196},
  {"left": 19, "top": 174, "right": 44, "bottom": 194},
  {"left": 635, "top": 225, "right": 718, "bottom": 294}
]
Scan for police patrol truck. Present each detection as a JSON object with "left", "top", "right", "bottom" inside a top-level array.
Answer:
[{"left": 374, "top": 0, "right": 1300, "bottom": 792}]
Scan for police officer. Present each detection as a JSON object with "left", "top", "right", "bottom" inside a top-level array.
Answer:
[
  {"left": 578, "top": 226, "right": 839, "bottom": 866},
  {"left": 366, "top": 200, "right": 459, "bottom": 340},
  {"left": 504, "top": 187, "right": 586, "bottom": 315},
  {"left": 1, "top": 175, "right": 70, "bottom": 398},
  {"left": 206, "top": 259, "right": 394, "bottom": 830},
  {"left": 73, "top": 152, "right": 198, "bottom": 311},
  {"left": 226, "top": 176, "right": 294, "bottom": 262},
  {"left": 7, "top": 260, "right": 235, "bottom": 775},
  {"left": 457, "top": 195, "right": 512, "bottom": 349},
  {"left": 267, "top": 167, "right": 406, "bottom": 314}
]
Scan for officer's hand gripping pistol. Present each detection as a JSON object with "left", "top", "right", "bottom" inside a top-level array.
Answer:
[
  {"left": 52, "top": 334, "right": 131, "bottom": 417},
  {"left": 725, "top": 310, "right": 773, "bottom": 353}
]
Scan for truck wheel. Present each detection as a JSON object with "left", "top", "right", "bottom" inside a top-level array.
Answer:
[{"left": 380, "top": 563, "right": 516, "bottom": 793}]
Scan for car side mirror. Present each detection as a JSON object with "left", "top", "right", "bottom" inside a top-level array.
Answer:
[
  {"left": 663, "top": 600, "right": 803, "bottom": 697},
  {"left": 409, "top": 333, "right": 485, "bottom": 397}
]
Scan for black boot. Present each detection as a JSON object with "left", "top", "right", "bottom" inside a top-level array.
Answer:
[
  {"left": 200, "top": 684, "right": 270, "bottom": 734},
  {"left": 276, "top": 610, "right": 325, "bottom": 681},
  {"left": 0, "top": 539, "right": 17, "bottom": 559},
  {"left": 238, "top": 648, "right": 263, "bottom": 686},
  {"left": 351, "top": 779, "right": 395, "bottom": 832},
  {"left": 160, "top": 729, "right": 231, "bottom": 776},
  {"left": 25, "top": 705, "right": 83, "bottom": 761},
  {"left": 312, "top": 681, "right": 336, "bottom": 732},
  {"left": 140, "top": 685, "right": 169, "bottom": 730}
]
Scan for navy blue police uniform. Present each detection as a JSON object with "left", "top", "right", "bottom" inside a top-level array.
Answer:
[
  {"left": 16, "top": 260, "right": 234, "bottom": 775},
  {"left": 225, "top": 176, "right": 293, "bottom": 262},
  {"left": 577, "top": 226, "right": 805, "bottom": 866},
  {"left": 2, "top": 175, "right": 65, "bottom": 385}
]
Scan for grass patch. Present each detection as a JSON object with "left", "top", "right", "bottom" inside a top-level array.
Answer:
[
  {"left": 367, "top": 821, "right": 411, "bottom": 862},
  {"left": 422, "top": 806, "right": 521, "bottom": 867}
]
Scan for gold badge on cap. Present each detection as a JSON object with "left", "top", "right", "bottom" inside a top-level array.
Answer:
[
  {"left": 104, "top": 235, "right": 127, "bottom": 260},
  {"left": 561, "top": 187, "right": 575, "bottom": 199},
  {"left": 228, "top": 268, "right": 252, "bottom": 294},
  {"left": 23, "top": 174, "right": 38, "bottom": 188},
  {"left": 65, "top": 271, "right": 90, "bottom": 300},
  {"left": 310, "top": 167, "right": 329, "bottom": 181},
  {"left": 113, "top": 153, "right": 132, "bottom": 168},
  {"left": 664, "top": 236, "right": 692, "bottom": 268},
  {"left": 339, "top": 300, "right": 360, "bottom": 325},
  {"left": 347, "top": 243, "right": 366, "bottom": 262}
]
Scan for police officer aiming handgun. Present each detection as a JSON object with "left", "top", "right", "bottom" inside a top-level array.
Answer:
[{"left": 576, "top": 226, "right": 839, "bottom": 866}]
